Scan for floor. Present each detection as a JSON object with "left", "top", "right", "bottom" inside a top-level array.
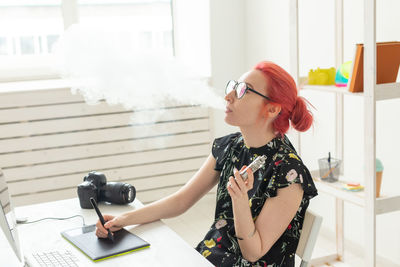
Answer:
[{"left": 162, "top": 193, "right": 399, "bottom": 267}]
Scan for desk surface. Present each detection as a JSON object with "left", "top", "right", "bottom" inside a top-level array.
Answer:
[{"left": 1, "top": 198, "right": 213, "bottom": 267}]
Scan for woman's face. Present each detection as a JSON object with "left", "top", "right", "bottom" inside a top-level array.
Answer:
[{"left": 224, "top": 69, "right": 269, "bottom": 127}]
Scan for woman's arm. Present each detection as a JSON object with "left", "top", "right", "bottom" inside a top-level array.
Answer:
[
  {"left": 227, "top": 168, "right": 303, "bottom": 263},
  {"left": 123, "top": 153, "right": 220, "bottom": 224},
  {"left": 96, "top": 153, "right": 220, "bottom": 237}
]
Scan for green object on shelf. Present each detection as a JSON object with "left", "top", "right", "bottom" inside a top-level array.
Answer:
[
  {"left": 376, "top": 158, "right": 384, "bottom": 172},
  {"left": 334, "top": 61, "right": 352, "bottom": 87},
  {"left": 308, "top": 67, "right": 336, "bottom": 85}
]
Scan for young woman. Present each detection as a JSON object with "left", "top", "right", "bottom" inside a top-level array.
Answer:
[{"left": 95, "top": 61, "right": 318, "bottom": 266}]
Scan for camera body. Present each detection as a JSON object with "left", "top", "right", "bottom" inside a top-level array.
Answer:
[{"left": 77, "top": 171, "right": 136, "bottom": 209}]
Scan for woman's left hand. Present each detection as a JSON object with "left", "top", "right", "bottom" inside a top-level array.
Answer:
[{"left": 227, "top": 166, "right": 254, "bottom": 204}]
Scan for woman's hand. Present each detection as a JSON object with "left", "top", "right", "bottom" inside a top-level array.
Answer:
[
  {"left": 227, "top": 166, "right": 254, "bottom": 204},
  {"left": 95, "top": 214, "right": 124, "bottom": 238}
]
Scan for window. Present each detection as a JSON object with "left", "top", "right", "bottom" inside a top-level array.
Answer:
[
  {"left": 20, "top": 36, "right": 35, "bottom": 55},
  {"left": 0, "top": 0, "right": 64, "bottom": 81},
  {"left": 0, "top": 37, "right": 7, "bottom": 55},
  {"left": 0, "top": 0, "right": 173, "bottom": 82},
  {"left": 46, "top": 34, "right": 59, "bottom": 53}
]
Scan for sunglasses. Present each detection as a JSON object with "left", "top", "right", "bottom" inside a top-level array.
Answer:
[{"left": 225, "top": 80, "right": 272, "bottom": 101}]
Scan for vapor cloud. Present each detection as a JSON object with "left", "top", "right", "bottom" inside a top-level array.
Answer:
[{"left": 54, "top": 23, "right": 224, "bottom": 111}]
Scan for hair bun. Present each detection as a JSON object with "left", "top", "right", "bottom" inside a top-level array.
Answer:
[
  {"left": 290, "top": 97, "right": 313, "bottom": 132},
  {"left": 254, "top": 60, "right": 314, "bottom": 136}
]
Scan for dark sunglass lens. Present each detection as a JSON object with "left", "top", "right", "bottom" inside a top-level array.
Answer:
[{"left": 237, "top": 83, "right": 247, "bottom": 98}]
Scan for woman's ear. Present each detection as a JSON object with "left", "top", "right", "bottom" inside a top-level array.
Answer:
[{"left": 264, "top": 103, "right": 281, "bottom": 118}]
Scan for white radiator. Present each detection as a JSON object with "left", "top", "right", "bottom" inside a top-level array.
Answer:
[{"left": 0, "top": 88, "right": 211, "bottom": 206}]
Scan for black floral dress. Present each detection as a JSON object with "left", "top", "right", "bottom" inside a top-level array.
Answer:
[{"left": 195, "top": 132, "right": 318, "bottom": 267}]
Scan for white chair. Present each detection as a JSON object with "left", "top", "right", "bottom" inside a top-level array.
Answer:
[{"left": 296, "top": 209, "right": 323, "bottom": 267}]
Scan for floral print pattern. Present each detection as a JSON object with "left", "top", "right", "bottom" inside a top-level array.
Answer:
[
  {"left": 286, "top": 169, "right": 298, "bottom": 182},
  {"left": 195, "top": 133, "right": 318, "bottom": 267},
  {"left": 215, "top": 219, "right": 228, "bottom": 229}
]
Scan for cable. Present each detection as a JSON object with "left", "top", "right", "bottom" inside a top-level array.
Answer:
[{"left": 17, "top": 215, "right": 86, "bottom": 226}]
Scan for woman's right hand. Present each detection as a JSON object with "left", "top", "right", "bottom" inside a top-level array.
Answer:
[{"left": 95, "top": 214, "right": 124, "bottom": 238}]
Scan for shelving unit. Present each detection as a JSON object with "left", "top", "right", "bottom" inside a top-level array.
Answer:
[
  {"left": 302, "top": 83, "right": 400, "bottom": 101},
  {"left": 289, "top": 0, "right": 400, "bottom": 266}
]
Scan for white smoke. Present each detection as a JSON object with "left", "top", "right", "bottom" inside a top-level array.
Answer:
[{"left": 53, "top": 23, "right": 224, "bottom": 112}]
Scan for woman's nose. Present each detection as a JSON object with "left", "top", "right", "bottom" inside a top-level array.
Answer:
[{"left": 224, "top": 90, "right": 235, "bottom": 103}]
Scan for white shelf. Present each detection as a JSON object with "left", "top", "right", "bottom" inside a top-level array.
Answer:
[
  {"left": 312, "top": 177, "right": 364, "bottom": 207},
  {"left": 375, "top": 82, "right": 400, "bottom": 101},
  {"left": 312, "top": 175, "right": 400, "bottom": 215},
  {"left": 300, "top": 81, "right": 400, "bottom": 101},
  {"left": 301, "top": 84, "right": 363, "bottom": 96},
  {"left": 376, "top": 195, "right": 400, "bottom": 215}
]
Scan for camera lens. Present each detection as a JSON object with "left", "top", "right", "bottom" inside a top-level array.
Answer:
[
  {"left": 128, "top": 188, "right": 133, "bottom": 202},
  {"left": 120, "top": 183, "right": 135, "bottom": 203},
  {"left": 101, "top": 182, "right": 135, "bottom": 204},
  {"left": 123, "top": 184, "right": 135, "bottom": 203}
]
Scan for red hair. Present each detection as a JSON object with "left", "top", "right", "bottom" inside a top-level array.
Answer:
[{"left": 254, "top": 61, "right": 313, "bottom": 136}]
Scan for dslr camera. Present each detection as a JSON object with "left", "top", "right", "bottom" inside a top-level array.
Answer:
[{"left": 77, "top": 171, "right": 136, "bottom": 209}]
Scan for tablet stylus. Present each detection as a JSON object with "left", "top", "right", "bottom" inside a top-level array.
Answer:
[{"left": 90, "top": 197, "right": 114, "bottom": 242}]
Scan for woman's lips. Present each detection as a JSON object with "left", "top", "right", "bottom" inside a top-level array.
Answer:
[{"left": 225, "top": 107, "right": 232, "bottom": 113}]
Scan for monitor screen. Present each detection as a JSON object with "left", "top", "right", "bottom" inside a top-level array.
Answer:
[{"left": 0, "top": 169, "right": 23, "bottom": 262}]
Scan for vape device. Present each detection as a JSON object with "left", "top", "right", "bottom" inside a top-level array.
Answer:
[{"left": 239, "top": 155, "right": 267, "bottom": 181}]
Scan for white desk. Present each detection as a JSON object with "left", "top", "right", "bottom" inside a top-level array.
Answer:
[{"left": 1, "top": 198, "right": 213, "bottom": 267}]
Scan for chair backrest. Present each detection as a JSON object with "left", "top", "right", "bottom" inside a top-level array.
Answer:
[{"left": 296, "top": 209, "right": 323, "bottom": 267}]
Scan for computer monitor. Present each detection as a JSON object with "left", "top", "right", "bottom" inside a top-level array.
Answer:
[{"left": 0, "top": 169, "right": 23, "bottom": 263}]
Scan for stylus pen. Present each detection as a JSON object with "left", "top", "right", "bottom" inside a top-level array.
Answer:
[{"left": 90, "top": 197, "right": 114, "bottom": 242}]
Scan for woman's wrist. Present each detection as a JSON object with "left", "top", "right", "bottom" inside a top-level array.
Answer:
[
  {"left": 232, "top": 196, "right": 255, "bottom": 239},
  {"left": 232, "top": 195, "right": 250, "bottom": 210},
  {"left": 118, "top": 213, "right": 130, "bottom": 227}
]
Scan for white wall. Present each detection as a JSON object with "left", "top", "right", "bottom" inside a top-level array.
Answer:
[
  {"left": 173, "top": 0, "right": 211, "bottom": 77},
  {"left": 209, "top": 0, "right": 245, "bottom": 138},
  {"left": 210, "top": 0, "right": 400, "bottom": 263}
]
